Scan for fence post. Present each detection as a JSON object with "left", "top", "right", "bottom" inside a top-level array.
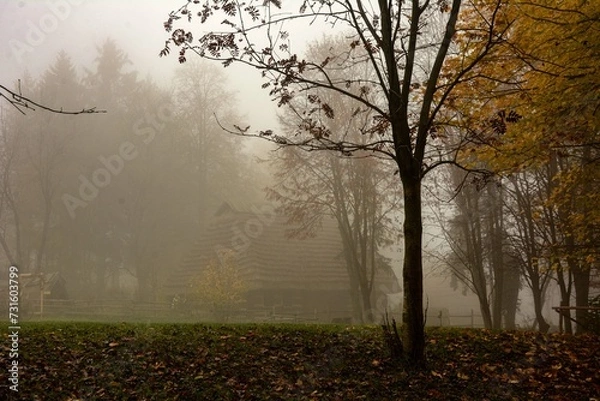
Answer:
[
  {"left": 471, "top": 309, "right": 474, "bottom": 328},
  {"left": 438, "top": 310, "right": 443, "bottom": 327}
]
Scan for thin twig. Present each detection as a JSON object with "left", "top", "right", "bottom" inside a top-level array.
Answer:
[{"left": 0, "top": 83, "right": 106, "bottom": 115}]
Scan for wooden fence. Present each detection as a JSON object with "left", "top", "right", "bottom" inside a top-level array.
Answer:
[
  {"left": 426, "top": 309, "right": 485, "bottom": 328},
  {"left": 8, "top": 298, "right": 353, "bottom": 323},
  {"left": 6, "top": 298, "right": 483, "bottom": 327}
]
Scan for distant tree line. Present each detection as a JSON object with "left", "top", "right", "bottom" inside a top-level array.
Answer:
[{"left": 0, "top": 39, "right": 260, "bottom": 302}]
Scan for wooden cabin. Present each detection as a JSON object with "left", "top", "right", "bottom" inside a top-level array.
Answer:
[{"left": 165, "top": 201, "right": 400, "bottom": 322}]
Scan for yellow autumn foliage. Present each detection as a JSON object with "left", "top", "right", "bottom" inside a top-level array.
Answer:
[
  {"left": 444, "top": 1, "right": 595, "bottom": 164},
  {"left": 191, "top": 251, "right": 247, "bottom": 321},
  {"left": 448, "top": 0, "right": 600, "bottom": 263}
]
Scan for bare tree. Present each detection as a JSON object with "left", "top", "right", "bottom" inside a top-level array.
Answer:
[
  {"left": 0, "top": 111, "right": 24, "bottom": 266},
  {"left": 437, "top": 169, "right": 520, "bottom": 330},
  {"left": 0, "top": 54, "right": 91, "bottom": 273},
  {"left": 266, "top": 35, "right": 401, "bottom": 324},
  {"left": 162, "top": 0, "right": 509, "bottom": 364}
]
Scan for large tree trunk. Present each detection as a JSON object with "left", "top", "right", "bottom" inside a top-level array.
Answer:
[
  {"left": 530, "top": 272, "right": 550, "bottom": 333},
  {"left": 573, "top": 146, "right": 593, "bottom": 333},
  {"left": 565, "top": 233, "right": 590, "bottom": 333},
  {"left": 350, "top": 278, "right": 364, "bottom": 323},
  {"left": 401, "top": 175, "right": 425, "bottom": 365},
  {"left": 573, "top": 266, "right": 591, "bottom": 334},
  {"left": 478, "top": 293, "right": 493, "bottom": 329},
  {"left": 360, "top": 279, "right": 374, "bottom": 323},
  {"left": 339, "top": 225, "right": 366, "bottom": 323},
  {"left": 488, "top": 184, "right": 504, "bottom": 330},
  {"left": 556, "top": 262, "right": 573, "bottom": 334},
  {"left": 344, "top": 249, "right": 364, "bottom": 323},
  {"left": 35, "top": 194, "right": 53, "bottom": 272},
  {"left": 502, "top": 263, "right": 521, "bottom": 330}
]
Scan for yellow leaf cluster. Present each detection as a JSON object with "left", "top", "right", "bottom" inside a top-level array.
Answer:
[
  {"left": 510, "top": 0, "right": 600, "bottom": 149},
  {"left": 191, "top": 250, "right": 247, "bottom": 319},
  {"left": 448, "top": 0, "right": 600, "bottom": 264},
  {"left": 449, "top": 0, "right": 599, "bottom": 172}
]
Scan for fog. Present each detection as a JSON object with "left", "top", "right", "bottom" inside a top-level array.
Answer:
[
  {"left": 0, "top": 0, "right": 307, "bottom": 130},
  {"left": 1, "top": 0, "right": 541, "bottom": 328}
]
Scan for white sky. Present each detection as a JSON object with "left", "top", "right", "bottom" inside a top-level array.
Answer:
[{"left": 0, "top": 0, "right": 327, "bottom": 130}]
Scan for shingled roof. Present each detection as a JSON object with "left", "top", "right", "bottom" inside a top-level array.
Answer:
[
  {"left": 165, "top": 201, "right": 401, "bottom": 310},
  {"left": 165, "top": 201, "right": 350, "bottom": 296}
]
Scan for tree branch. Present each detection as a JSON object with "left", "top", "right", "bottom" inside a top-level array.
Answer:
[{"left": 0, "top": 83, "right": 106, "bottom": 115}]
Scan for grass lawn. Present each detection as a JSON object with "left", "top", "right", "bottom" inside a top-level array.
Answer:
[{"left": 1, "top": 322, "right": 599, "bottom": 400}]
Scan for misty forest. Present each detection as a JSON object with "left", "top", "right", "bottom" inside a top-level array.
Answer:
[{"left": 0, "top": 0, "right": 599, "bottom": 399}]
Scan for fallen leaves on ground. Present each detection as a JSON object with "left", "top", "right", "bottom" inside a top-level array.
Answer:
[{"left": 1, "top": 323, "right": 598, "bottom": 400}]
